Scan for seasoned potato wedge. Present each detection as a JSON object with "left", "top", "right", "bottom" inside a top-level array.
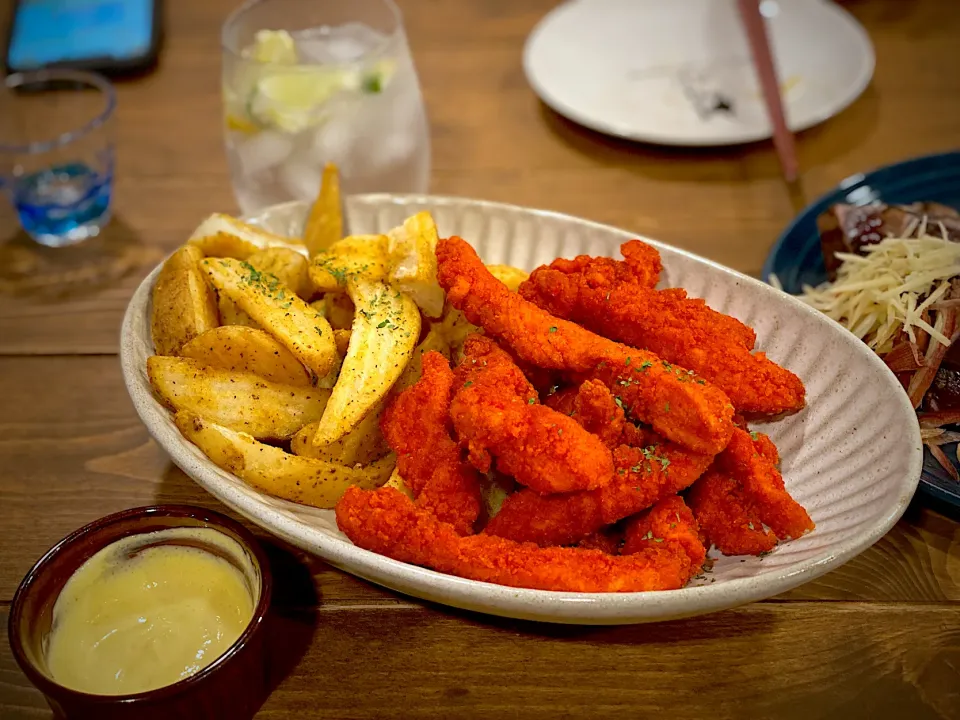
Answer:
[
  {"left": 148, "top": 356, "right": 328, "bottom": 439},
  {"left": 247, "top": 247, "right": 311, "bottom": 298},
  {"left": 324, "top": 293, "right": 355, "bottom": 330},
  {"left": 291, "top": 402, "right": 389, "bottom": 466},
  {"left": 217, "top": 295, "right": 260, "bottom": 329},
  {"left": 383, "top": 467, "right": 414, "bottom": 500},
  {"left": 308, "top": 235, "right": 390, "bottom": 292},
  {"left": 189, "top": 231, "right": 259, "bottom": 261},
  {"left": 386, "top": 211, "right": 444, "bottom": 318},
  {"left": 179, "top": 326, "right": 311, "bottom": 386},
  {"left": 151, "top": 245, "right": 219, "bottom": 356},
  {"left": 200, "top": 258, "right": 338, "bottom": 379},
  {"left": 434, "top": 302, "right": 479, "bottom": 361},
  {"left": 334, "top": 329, "right": 351, "bottom": 355},
  {"left": 175, "top": 412, "right": 394, "bottom": 508},
  {"left": 312, "top": 277, "right": 420, "bottom": 446},
  {"left": 394, "top": 326, "right": 451, "bottom": 392},
  {"left": 189, "top": 213, "right": 304, "bottom": 252},
  {"left": 303, "top": 163, "right": 343, "bottom": 257},
  {"left": 487, "top": 264, "right": 529, "bottom": 292}
]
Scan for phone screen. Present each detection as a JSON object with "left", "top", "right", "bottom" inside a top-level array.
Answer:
[{"left": 7, "top": 0, "right": 155, "bottom": 71}]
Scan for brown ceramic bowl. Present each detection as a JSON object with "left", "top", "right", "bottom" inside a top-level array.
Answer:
[{"left": 8, "top": 505, "right": 273, "bottom": 720}]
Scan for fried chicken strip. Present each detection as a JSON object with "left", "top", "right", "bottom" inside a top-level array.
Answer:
[
  {"left": 686, "top": 467, "right": 778, "bottom": 556},
  {"left": 519, "top": 244, "right": 806, "bottom": 415},
  {"left": 336, "top": 486, "right": 698, "bottom": 592},
  {"left": 380, "top": 351, "right": 481, "bottom": 534},
  {"left": 716, "top": 428, "right": 813, "bottom": 540},
  {"left": 622, "top": 495, "right": 706, "bottom": 574},
  {"left": 484, "top": 436, "right": 713, "bottom": 547},
  {"left": 543, "top": 379, "right": 625, "bottom": 448},
  {"left": 436, "top": 237, "right": 735, "bottom": 455},
  {"left": 450, "top": 336, "right": 615, "bottom": 494}
]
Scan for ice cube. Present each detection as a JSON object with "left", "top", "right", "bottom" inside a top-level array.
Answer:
[
  {"left": 293, "top": 23, "right": 386, "bottom": 64},
  {"left": 234, "top": 130, "right": 295, "bottom": 177}
]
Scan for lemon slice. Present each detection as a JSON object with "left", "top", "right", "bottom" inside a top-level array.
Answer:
[
  {"left": 250, "top": 69, "right": 354, "bottom": 133},
  {"left": 247, "top": 29, "right": 298, "bottom": 65}
]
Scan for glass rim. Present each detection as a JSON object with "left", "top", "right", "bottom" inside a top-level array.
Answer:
[
  {"left": 220, "top": 0, "right": 405, "bottom": 65},
  {"left": 0, "top": 68, "right": 116, "bottom": 156}
]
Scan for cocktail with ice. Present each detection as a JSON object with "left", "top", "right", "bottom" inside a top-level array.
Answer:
[{"left": 221, "top": 0, "right": 430, "bottom": 215}]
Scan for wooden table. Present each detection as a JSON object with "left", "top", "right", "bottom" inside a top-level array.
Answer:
[{"left": 2, "top": 1, "right": 959, "bottom": 717}]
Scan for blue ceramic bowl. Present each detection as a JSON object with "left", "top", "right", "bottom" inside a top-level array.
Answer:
[{"left": 762, "top": 150, "right": 960, "bottom": 511}]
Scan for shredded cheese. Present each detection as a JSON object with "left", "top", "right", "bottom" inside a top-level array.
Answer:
[{"left": 797, "top": 234, "right": 960, "bottom": 355}]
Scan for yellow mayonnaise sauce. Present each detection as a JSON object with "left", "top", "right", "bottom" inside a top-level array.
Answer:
[{"left": 44, "top": 527, "right": 257, "bottom": 695}]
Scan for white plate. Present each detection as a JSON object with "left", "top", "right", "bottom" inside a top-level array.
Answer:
[
  {"left": 523, "top": 0, "right": 875, "bottom": 145},
  {"left": 122, "top": 195, "right": 921, "bottom": 624}
]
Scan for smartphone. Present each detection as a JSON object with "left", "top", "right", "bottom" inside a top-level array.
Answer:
[{"left": 4, "top": 0, "right": 163, "bottom": 76}]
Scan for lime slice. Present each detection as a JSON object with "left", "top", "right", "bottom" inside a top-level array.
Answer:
[
  {"left": 247, "top": 29, "right": 298, "bottom": 65},
  {"left": 249, "top": 69, "right": 354, "bottom": 133}
]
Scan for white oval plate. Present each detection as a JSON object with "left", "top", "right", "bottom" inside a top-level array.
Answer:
[
  {"left": 524, "top": 0, "right": 874, "bottom": 146},
  {"left": 122, "top": 195, "right": 921, "bottom": 624}
]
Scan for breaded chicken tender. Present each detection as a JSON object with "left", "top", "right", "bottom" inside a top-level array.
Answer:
[
  {"left": 336, "top": 486, "right": 700, "bottom": 592},
  {"left": 518, "top": 242, "right": 805, "bottom": 415},
  {"left": 450, "top": 336, "right": 615, "bottom": 494},
  {"left": 380, "top": 351, "right": 481, "bottom": 534},
  {"left": 436, "top": 238, "right": 735, "bottom": 455}
]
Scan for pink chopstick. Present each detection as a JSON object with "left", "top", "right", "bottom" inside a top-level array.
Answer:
[{"left": 737, "top": 0, "right": 799, "bottom": 182}]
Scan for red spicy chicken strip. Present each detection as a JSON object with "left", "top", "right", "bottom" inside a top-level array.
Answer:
[
  {"left": 336, "top": 486, "right": 696, "bottom": 592},
  {"left": 622, "top": 495, "right": 706, "bottom": 574},
  {"left": 543, "top": 379, "right": 624, "bottom": 448},
  {"left": 520, "top": 241, "right": 663, "bottom": 320},
  {"left": 520, "top": 241, "right": 754, "bottom": 349},
  {"left": 436, "top": 237, "right": 734, "bottom": 455},
  {"left": 717, "top": 428, "right": 813, "bottom": 540},
  {"left": 380, "top": 351, "right": 481, "bottom": 534},
  {"left": 450, "top": 336, "right": 614, "bottom": 494},
  {"left": 519, "top": 249, "right": 805, "bottom": 415},
  {"left": 484, "top": 438, "right": 713, "bottom": 547},
  {"left": 686, "top": 466, "right": 777, "bottom": 556}
]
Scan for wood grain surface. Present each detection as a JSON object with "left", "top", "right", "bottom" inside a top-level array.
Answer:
[{"left": 1, "top": 1, "right": 959, "bottom": 718}]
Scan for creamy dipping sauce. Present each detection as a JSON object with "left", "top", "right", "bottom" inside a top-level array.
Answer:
[{"left": 44, "top": 527, "right": 257, "bottom": 695}]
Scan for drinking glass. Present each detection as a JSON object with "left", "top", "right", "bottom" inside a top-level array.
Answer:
[
  {"left": 0, "top": 69, "right": 116, "bottom": 247},
  {"left": 222, "top": 0, "right": 431, "bottom": 215}
]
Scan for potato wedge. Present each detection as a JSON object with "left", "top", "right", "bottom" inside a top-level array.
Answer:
[
  {"left": 218, "top": 295, "right": 260, "bottom": 329},
  {"left": 308, "top": 235, "right": 390, "bottom": 293},
  {"left": 487, "top": 264, "right": 529, "bottom": 292},
  {"left": 291, "top": 401, "right": 389, "bottom": 465},
  {"left": 151, "top": 245, "right": 219, "bottom": 356},
  {"left": 324, "top": 292, "right": 355, "bottom": 330},
  {"left": 312, "top": 277, "right": 420, "bottom": 446},
  {"left": 189, "top": 213, "right": 304, "bottom": 252},
  {"left": 179, "top": 326, "right": 311, "bottom": 386},
  {"left": 200, "top": 258, "right": 338, "bottom": 379},
  {"left": 383, "top": 467, "right": 414, "bottom": 500},
  {"left": 175, "top": 412, "right": 394, "bottom": 509},
  {"left": 394, "top": 326, "right": 451, "bottom": 392},
  {"left": 189, "top": 231, "right": 259, "bottom": 261},
  {"left": 149, "top": 356, "right": 329, "bottom": 439},
  {"left": 303, "top": 163, "right": 343, "bottom": 257},
  {"left": 434, "top": 302, "right": 480, "bottom": 361},
  {"left": 334, "top": 329, "right": 351, "bottom": 355},
  {"left": 386, "top": 211, "right": 444, "bottom": 318},
  {"left": 247, "top": 247, "right": 311, "bottom": 298}
]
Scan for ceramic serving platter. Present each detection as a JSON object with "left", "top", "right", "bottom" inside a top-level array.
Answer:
[
  {"left": 523, "top": 0, "right": 874, "bottom": 145},
  {"left": 122, "top": 195, "right": 921, "bottom": 624}
]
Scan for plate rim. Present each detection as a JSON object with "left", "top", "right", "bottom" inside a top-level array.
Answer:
[
  {"left": 522, "top": 0, "right": 876, "bottom": 146},
  {"left": 123, "top": 193, "right": 923, "bottom": 624}
]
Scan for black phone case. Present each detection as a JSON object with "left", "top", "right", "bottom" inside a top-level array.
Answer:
[{"left": 3, "top": 0, "right": 164, "bottom": 77}]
